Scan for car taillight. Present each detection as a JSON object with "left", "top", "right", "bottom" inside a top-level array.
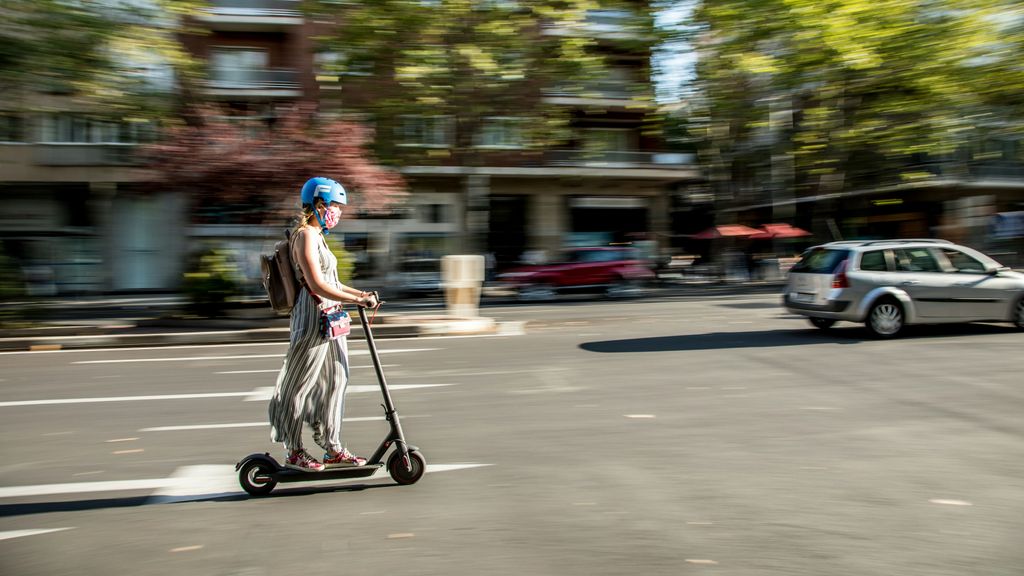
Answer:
[{"left": 832, "top": 260, "right": 849, "bottom": 289}]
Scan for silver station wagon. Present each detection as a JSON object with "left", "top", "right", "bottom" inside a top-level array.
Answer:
[{"left": 783, "top": 239, "right": 1024, "bottom": 338}]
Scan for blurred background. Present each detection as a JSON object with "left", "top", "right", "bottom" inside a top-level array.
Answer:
[{"left": 0, "top": 0, "right": 1022, "bottom": 315}]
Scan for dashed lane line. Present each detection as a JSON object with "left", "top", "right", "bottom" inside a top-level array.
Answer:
[
  {"left": 140, "top": 414, "right": 430, "bottom": 432},
  {"left": 0, "top": 463, "right": 493, "bottom": 501},
  {"left": 0, "top": 528, "right": 75, "bottom": 541},
  {"left": 70, "top": 348, "right": 438, "bottom": 364},
  {"left": 0, "top": 384, "right": 453, "bottom": 408}
]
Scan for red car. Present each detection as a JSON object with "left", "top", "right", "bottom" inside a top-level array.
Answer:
[{"left": 498, "top": 247, "right": 654, "bottom": 300}]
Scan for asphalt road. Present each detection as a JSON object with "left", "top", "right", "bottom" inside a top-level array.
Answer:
[{"left": 1, "top": 294, "right": 1022, "bottom": 576}]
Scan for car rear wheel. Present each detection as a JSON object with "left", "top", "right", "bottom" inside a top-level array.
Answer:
[
  {"left": 865, "top": 298, "right": 904, "bottom": 339},
  {"left": 809, "top": 317, "right": 836, "bottom": 330},
  {"left": 1014, "top": 297, "right": 1024, "bottom": 329},
  {"left": 519, "top": 283, "right": 556, "bottom": 302}
]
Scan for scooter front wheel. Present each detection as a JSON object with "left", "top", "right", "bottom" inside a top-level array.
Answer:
[
  {"left": 239, "top": 460, "right": 278, "bottom": 496},
  {"left": 387, "top": 450, "right": 426, "bottom": 485}
]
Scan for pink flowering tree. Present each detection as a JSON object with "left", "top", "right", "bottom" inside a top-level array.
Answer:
[{"left": 143, "top": 104, "right": 407, "bottom": 225}]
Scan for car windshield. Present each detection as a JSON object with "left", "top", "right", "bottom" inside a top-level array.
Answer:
[{"left": 791, "top": 248, "right": 850, "bottom": 274}]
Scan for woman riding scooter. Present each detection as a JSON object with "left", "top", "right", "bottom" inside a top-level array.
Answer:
[{"left": 267, "top": 177, "right": 379, "bottom": 472}]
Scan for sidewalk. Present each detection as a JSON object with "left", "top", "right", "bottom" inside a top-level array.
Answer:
[
  {"left": 0, "top": 296, "right": 508, "bottom": 352},
  {"left": 0, "top": 281, "right": 785, "bottom": 351}
]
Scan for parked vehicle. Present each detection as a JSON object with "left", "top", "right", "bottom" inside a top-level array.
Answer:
[
  {"left": 783, "top": 239, "right": 1024, "bottom": 338},
  {"left": 497, "top": 246, "right": 654, "bottom": 301},
  {"left": 386, "top": 258, "right": 442, "bottom": 298}
]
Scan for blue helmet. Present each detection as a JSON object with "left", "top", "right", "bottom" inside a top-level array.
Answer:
[{"left": 300, "top": 177, "right": 347, "bottom": 207}]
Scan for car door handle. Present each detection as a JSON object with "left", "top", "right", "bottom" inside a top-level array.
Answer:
[{"left": 901, "top": 280, "right": 919, "bottom": 286}]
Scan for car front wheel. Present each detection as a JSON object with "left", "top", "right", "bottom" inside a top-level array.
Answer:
[
  {"left": 865, "top": 298, "right": 904, "bottom": 339},
  {"left": 1014, "top": 297, "right": 1024, "bottom": 329}
]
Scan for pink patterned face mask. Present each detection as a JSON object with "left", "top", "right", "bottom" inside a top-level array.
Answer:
[{"left": 323, "top": 206, "right": 341, "bottom": 228}]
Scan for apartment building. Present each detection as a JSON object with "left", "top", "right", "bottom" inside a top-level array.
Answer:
[
  {"left": 327, "top": 2, "right": 701, "bottom": 272},
  {"left": 0, "top": 1, "right": 702, "bottom": 295}
]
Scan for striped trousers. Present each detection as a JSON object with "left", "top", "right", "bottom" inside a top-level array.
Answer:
[{"left": 268, "top": 289, "right": 350, "bottom": 453}]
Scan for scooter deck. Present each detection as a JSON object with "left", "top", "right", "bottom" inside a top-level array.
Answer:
[{"left": 274, "top": 463, "right": 384, "bottom": 483}]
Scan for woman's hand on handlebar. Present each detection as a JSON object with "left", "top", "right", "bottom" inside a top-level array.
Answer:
[{"left": 360, "top": 292, "right": 380, "bottom": 309}]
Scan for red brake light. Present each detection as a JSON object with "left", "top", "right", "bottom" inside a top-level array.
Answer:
[{"left": 832, "top": 259, "right": 849, "bottom": 289}]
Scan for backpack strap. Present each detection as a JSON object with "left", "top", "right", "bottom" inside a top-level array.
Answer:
[{"left": 289, "top": 227, "right": 330, "bottom": 309}]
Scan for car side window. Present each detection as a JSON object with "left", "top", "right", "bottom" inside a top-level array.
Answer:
[
  {"left": 859, "top": 250, "right": 887, "bottom": 271},
  {"left": 894, "top": 248, "right": 941, "bottom": 272},
  {"left": 940, "top": 248, "right": 986, "bottom": 273}
]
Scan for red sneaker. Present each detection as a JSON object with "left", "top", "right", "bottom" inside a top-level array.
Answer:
[
  {"left": 323, "top": 448, "right": 367, "bottom": 468},
  {"left": 284, "top": 450, "right": 324, "bottom": 472}
]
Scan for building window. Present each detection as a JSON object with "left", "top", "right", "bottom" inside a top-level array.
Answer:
[
  {"left": 210, "top": 47, "right": 269, "bottom": 84},
  {"left": 419, "top": 203, "right": 453, "bottom": 224},
  {"left": 0, "top": 114, "right": 24, "bottom": 142},
  {"left": 397, "top": 115, "right": 453, "bottom": 148},
  {"left": 580, "top": 128, "right": 635, "bottom": 153},
  {"left": 476, "top": 117, "right": 525, "bottom": 149},
  {"left": 39, "top": 114, "right": 154, "bottom": 144}
]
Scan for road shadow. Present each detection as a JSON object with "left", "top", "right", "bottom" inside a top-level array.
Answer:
[
  {"left": 0, "top": 482, "right": 397, "bottom": 518},
  {"left": 580, "top": 328, "right": 860, "bottom": 353},
  {"left": 579, "top": 323, "right": 1018, "bottom": 353}
]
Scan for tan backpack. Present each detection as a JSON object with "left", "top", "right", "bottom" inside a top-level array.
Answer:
[{"left": 260, "top": 230, "right": 299, "bottom": 314}]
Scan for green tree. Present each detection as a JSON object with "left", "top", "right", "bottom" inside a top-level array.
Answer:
[
  {"left": 0, "top": 0, "right": 204, "bottom": 117},
  {"left": 682, "top": 0, "right": 1024, "bottom": 204},
  {"left": 307, "top": 0, "right": 652, "bottom": 165}
]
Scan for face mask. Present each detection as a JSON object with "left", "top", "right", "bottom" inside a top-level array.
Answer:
[{"left": 323, "top": 206, "right": 340, "bottom": 229}]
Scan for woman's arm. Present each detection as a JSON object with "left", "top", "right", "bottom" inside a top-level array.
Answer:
[{"left": 294, "top": 228, "right": 372, "bottom": 306}]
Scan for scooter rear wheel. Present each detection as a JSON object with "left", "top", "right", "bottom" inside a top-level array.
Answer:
[
  {"left": 239, "top": 460, "right": 278, "bottom": 496},
  {"left": 387, "top": 450, "right": 426, "bottom": 485}
]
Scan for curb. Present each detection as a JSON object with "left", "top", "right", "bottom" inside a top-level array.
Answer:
[{"left": 0, "top": 316, "right": 514, "bottom": 352}]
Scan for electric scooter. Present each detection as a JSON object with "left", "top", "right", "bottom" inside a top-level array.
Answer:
[{"left": 236, "top": 296, "right": 426, "bottom": 496}]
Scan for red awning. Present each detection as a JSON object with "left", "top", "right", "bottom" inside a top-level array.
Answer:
[
  {"left": 691, "top": 224, "right": 763, "bottom": 239},
  {"left": 748, "top": 223, "right": 812, "bottom": 240}
]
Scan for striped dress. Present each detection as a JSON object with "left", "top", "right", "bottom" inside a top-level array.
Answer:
[{"left": 268, "top": 229, "right": 350, "bottom": 454}]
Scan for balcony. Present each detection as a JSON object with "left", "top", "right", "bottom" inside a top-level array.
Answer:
[
  {"left": 205, "top": 67, "right": 302, "bottom": 98},
  {"left": 547, "top": 150, "right": 697, "bottom": 168},
  {"left": 32, "top": 143, "right": 140, "bottom": 166},
  {"left": 199, "top": 0, "right": 303, "bottom": 30}
]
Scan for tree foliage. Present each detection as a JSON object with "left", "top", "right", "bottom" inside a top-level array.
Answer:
[
  {"left": 142, "top": 105, "right": 407, "bottom": 222},
  {"left": 0, "top": 0, "right": 204, "bottom": 117},
  {"left": 307, "top": 0, "right": 651, "bottom": 163},
  {"left": 684, "top": 0, "right": 1024, "bottom": 198}
]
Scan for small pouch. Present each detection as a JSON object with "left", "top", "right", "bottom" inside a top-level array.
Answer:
[{"left": 320, "top": 307, "right": 350, "bottom": 340}]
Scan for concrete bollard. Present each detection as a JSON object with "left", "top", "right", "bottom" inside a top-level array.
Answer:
[{"left": 441, "top": 255, "right": 485, "bottom": 317}]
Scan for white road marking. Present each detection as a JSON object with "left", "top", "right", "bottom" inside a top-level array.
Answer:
[
  {"left": 243, "top": 383, "right": 453, "bottom": 402},
  {"left": 3, "top": 383, "right": 452, "bottom": 408},
  {"left": 0, "top": 479, "right": 172, "bottom": 498},
  {"left": 0, "top": 392, "right": 252, "bottom": 407},
  {"left": 1, "top": 463, "right": 493, "bottom": 501},
  {"left": 140, "top": 415, "right": 428, "bottom": 432},
  {"left": 71, "top": 348, "right": 437, "bottom": 365},
  {"left": 0, "top": 528, "right": 74, "bottom": 541},
  {"left": 625, "top": 414, "right": 656, "bottom": 419},
  {"left": 216, "top": 364, "right": 396, "bottom": 374},
  {"left": 929, "top": 499, "right": 973, "bottom": 506}
]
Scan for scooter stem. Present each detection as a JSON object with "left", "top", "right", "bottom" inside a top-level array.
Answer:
[{"left": 359, "top": 298, "right": 411, "bottom": 469}]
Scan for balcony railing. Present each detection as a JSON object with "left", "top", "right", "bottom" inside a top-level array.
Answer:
[
  {"left": 547, "top": 150, "right": 697, "bottom": 168},
  {"left": 32, "top": 143, "right": 139, "bottom": 166},
  {"left": 208, "top": 67, "right": 301, "bottom": 90}
]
